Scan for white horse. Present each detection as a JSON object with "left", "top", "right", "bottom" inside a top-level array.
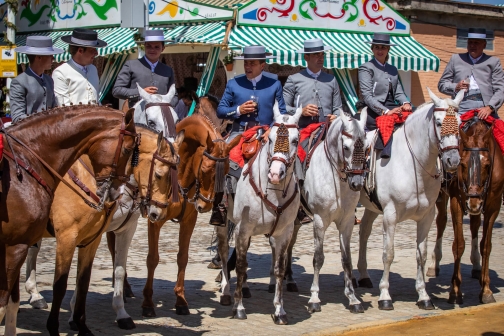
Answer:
[
  {"left": 23, "top": 84, "right": 179, "bottom": 331},
  {"left": 216, "top": 102, "right": 303, "bottom": 325},
  {"left": 356, "top": 88, "right": 464, "bottom": 310},
  {"left": 304, "top": 110, "right": 368, "bottom": 314}
]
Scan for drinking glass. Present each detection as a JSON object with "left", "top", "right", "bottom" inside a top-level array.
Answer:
[
  {"left": 311, "top": 96, "right": 320, "bottom": 121},
  {"left": 463, "top": 76, "right": 470, "bottom": 92},
  {"left": 250, "top": 95, "right": 259, "bottom": 117}
]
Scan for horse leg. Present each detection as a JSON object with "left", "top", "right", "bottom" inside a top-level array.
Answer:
[
  {"left": 448, "top": 195, "right": 465, "bottom": 304},
  {"left": 173, "top": 209, "right": 198, "bottom": 315},
  {"left": 427, "top": 193, "right": 449, "bottom": 277},
  {"left": 479, "top": 206, "right": 499, "bottom": 304},
  {"left": 271, "top": 227, "right": 293, "bottom": 325},
  {"left": 357, "top": 209, "right": 379, "bottom": 288},
  {"left": 415, "top": 210, "right": 436, "bottom": 310},
  {"left": 469, "top": 214, "right": 482, "bottom": 279},
  {"left": 107, "top": 231, "right": 134, "bottom": 299},
  {"left": 268, "top": 237, "right": 277, "bottom": 293},
  {"left": 284, "top": 222, "right": 301, "bottom": 293},
  {"left": 112, "top": 221, "right": 138, "bottom": 330},
  {"left": 377, "top": 214, "right": 397, "bottom": 310},
  {"left": 141, "top": 220, "right": 162, "bottom": 318},
  {"left": 216, "top": 225, "right": 232, "bottom": 305},
  {"left": 241, "top": 238, "right": 251, "bottom": 298},
  {"left": 308, "top": 215, "right": 328, "bottom": 313},
  {"left": 24, "top": 239, "right": 48, "bottom": 309},
  {"left": 232, "top": 233, "right": 250, "bottom": 320},
  {"left": 5, "top": 290, "right": 21, "bottom": 336}
]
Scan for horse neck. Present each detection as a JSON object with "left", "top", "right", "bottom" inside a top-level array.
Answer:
[
  {"left": 133, "top": 130, "right": 158, "bottom": 188},
  {"left": 9, "top": 108, "right": 123, "bottom": 177},
  {"left": 324, "top": 119, "right": 344, "bottom": 169}
]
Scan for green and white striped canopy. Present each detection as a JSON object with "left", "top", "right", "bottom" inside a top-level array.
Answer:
[
  {"left": 229, "top": 26, "right": 440, "bottom": 72},
  {"left": 16, "top": 27, "right": 138, "bottom": 64},
  {"left": 194, "top": 0, "right": 247, "bottom": 8},
  {"left": 164, "top": 22, "right": 228, "bottom": 44}
]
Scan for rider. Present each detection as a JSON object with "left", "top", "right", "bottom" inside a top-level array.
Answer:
[
  {"left": 10, "top": 36, "right": 64, "bottom": 123},
  {"left": 52, "top": 28, "right": 107, "bottom": 106},
  {"left": 283, "top": 38, "right": 343, "bottom": 224},
  {"left": 438, "top": 27, "right": 504, "bottom": 119},
  {"left": 209, "top": 45, "right": 287, "bottom": 226},
  {"left": 113, "top": 29, "right": 175, "bottom": 108},
  {"left": 358, "top": 33, "right": 412, "bottom": 159}
]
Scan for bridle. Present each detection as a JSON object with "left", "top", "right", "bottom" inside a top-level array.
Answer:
[{"left": 266, "top": 123, "right": 298, "bottom": 169}]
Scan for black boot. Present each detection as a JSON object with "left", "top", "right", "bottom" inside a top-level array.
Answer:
[
  {"left": 209, "top": 192, "right": 226, "bottom": 226},
  {"left": 297, "top": 207, "right": 313, "bottom": 224}
]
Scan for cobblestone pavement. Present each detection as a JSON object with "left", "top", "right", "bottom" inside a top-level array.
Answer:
[{"left": 6, "top": 205, "right": 504, "bottom": 335}]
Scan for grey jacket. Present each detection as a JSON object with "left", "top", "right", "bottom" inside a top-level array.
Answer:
[
  {"left": 283, "top": 69, "right": 342, "bottom": 129},
  {"left": 438, "top": 53, "right": 504, "bottom": 111},
  {"left": 112, "top": 57, "right": 175, "bottom": 100},
  {"left": 10, "top": 69, "right": 57, "bottom": 123},
  {"left": 358, "top": 59, "right": 408, "bottom": 114}
]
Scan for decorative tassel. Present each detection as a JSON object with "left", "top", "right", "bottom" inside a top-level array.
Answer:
[
  {"left": 130, "top": 145, "right": 139, "bottom": 167},
  {"left": 352, "top": 138, "right": 366, "bottom": 165},
  {"left": 274, "top": 123, "right": 290, "bottom": 154},
  {"left": 441, "top": 106, "right": 459, "bottom": 137},
  {"left": 214, "top": 160, "right": 225, "bottom": 193}
]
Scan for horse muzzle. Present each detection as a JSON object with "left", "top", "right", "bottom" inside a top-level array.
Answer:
[
  {"left": 441, "top": 149, "right": 460, "bottom": 173},
  {"left": 347, "top": 174, "right": 365, "bottom": 192},
  {"left": 148, "top": 206, "right": 164, "bottom": 222}
]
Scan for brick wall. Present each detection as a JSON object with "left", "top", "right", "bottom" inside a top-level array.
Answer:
[{"left": 410, "top": 23, "right": 504, "bottom": 118}]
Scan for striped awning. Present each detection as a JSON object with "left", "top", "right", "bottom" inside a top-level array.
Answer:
[
  {"left": 16, "top": 27, "right": 138, "bottom": 64},
  {"left": 164, "top": 22, "right": 228, "bottom": 44},
  {"left": 194, "top": 0, "right": 247, "bottom": 8},
  {"left": 229, "top": 26, "right": 440, "bottom": 72}
]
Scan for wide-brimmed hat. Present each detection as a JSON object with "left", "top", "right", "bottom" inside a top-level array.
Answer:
[
  {"left": 15, "top": 36, "right": 64, "bottom": 55},
  {"left": 60, "top": 28, "right": 107, "bottom": 48},
  {"left": 365, "top": 33, "right": 397, "bottom": 46},
  {"left": 234, "top": 45, "right": 276, "bottom": 60},
  {"left": 136, "top": 29, "right": 172, "bottom": 44},
  {"left": 464, "top": 28, "right": 491, "bottom": 40},
  {"left": 296, "top": 38, "right": 332, "bottom": 54}
]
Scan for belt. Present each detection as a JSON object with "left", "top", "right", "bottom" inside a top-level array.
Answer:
[
  {"left": 465, "top": 93, "right": 483, "bottom": 101},
  {"left": 231, "top": 120, "right": 259, "bottom": 132}
]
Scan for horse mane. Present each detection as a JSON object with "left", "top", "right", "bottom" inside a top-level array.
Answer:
[
  {"left": 416, "top": 101, "right": 433, "bottom": 111},
  {"left": 134, "top": 123, "right": 162, "bottom": 135},
  {"left": 201, "top": 94, "right": 220, "bottom": 106}
]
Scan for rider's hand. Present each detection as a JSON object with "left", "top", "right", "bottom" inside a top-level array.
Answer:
[
  {"left": 144, "top": 86, "right": 158, "bottom": 95},
  {"left": 455, "top": 80, "right": 469, "bottom": 92},
  {"left": 402, "top": 103, "right": 412, "bottom": 112},
  {"left": 477, "top": 106, "right": 493, "bottom": 120},
  {"left": 302, "top": 104, "right": 319, "bottom": 117},
  {"left": 328, "top": 114, "right": 337, "bottom": 122},
  {"left": 386, "top": 107, "right": 402, "bottom": 115},
  {"left": 239, "top": 100, "right": 256, "bottom": 114}
]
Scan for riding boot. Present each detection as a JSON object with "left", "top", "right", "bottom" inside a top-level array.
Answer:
[
  {"left": 209, "top": 192, "right": 227, "bottom": 226},
  {"left": 381, "top": 136, "right": 393, "bottom": 159},
  {"left": 207, "top": 253, "right": 222, "bottom": 269},
  {"left": 297, "top": 207, "right": 313, "bottom": 224}
]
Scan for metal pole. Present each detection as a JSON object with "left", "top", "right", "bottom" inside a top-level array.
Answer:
[
  {"left": 5, "top": 2, "right": 15, "bottom": 116},
  {"left": 138, "top": 0, "right": 150, "bottom": 59}
]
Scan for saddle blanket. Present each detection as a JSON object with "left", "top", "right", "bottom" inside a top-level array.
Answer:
[
  {"left": 298, "top": 122, "right": 324, "bottom": 162},
  {"left": 460, "top": 110, "right": 504, "bottom": 154},
  {"left": 376, "top": 112, "right": 412, "bottom": 145},
  {"left": 0, "top": 117, "right": 10, "bottom": 162},
  {"left": 229, "top": 125, "right": 269, "bottom": 168}
]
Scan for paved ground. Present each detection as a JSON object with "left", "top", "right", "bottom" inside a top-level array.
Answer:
[{"left": 5, "top": 205, "right": 504, "bottom": 335}]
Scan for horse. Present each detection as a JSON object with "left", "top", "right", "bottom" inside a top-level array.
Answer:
[
  {"left": 356, "top": 88, "right": 464, "bottom": 311},
  {"left": 0, "top": 105, "right": 137, "bottom": 335},
  {"left": 216, "top": 102, "right": 302, "bottom": 325},
  {"left": 194, "top": 95, "right": 233, "bottom": 136},
  {"left": 428, "top": 118, "right": 504, "bottom": 304}
]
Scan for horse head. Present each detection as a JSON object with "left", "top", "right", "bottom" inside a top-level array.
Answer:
[
  {"left": 268, "top": 101, "right": 302, "bottom": 185},
  {"left": 338, "top": 108, "right": 368, "bottom": 191},
  {"left": 459, "top": 122, "right": 493, "bottom": 215},
  {"left": 427, "top": 87, "right": 463, "bottom": 173}
]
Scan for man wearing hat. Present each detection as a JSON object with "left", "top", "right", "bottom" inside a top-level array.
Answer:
[
  {"left": 113, "top": 29, "right": 174, "bottom": 107},
  {"left": 438, "top": 28, "right": 504, "bottom": 118},
  {"left": 209, "top": 45, "right": 287, "bottom": 226},
  {"left": 52, "top": 28, "right": 107, "bottom": 105},
  {"left": 283, "top": 38, "right": 343, "bottom": 224},
  {"left": 10, "top": 36, "right": 64, "bottom": 123}
]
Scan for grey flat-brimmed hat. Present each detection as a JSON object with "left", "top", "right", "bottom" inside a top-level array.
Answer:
[
  {"left": 61, "top": 28, "right": 107, "bottom": 48},
  {"left": 464, "top": 28, "right": 491, "bottom": 40},
  {"left": 136, "top": 29, "right": 172, "bottom": 44},
  {"left": 234, "top": 45, "right": 276, "bottom": 60},
  {"left": 296, "top": 38, "right": 332, "bottom": 54},
  {"left": 365, "top": 33, "right": 397, "bottom": 46},
  {"left": 15, "top": 36, "right": 64, "bottom": 55}
]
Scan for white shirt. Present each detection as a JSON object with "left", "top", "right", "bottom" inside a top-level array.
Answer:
[
  {"left": 468, "top": 54, "right": 483, "bottom": 91},
  {"left": 248, "top": 73, "right": 262, "bottom": 87},
  {"left": 306, "top": 68, "right": 322, "bottom": 79},
  {"left": 375, "top": 59, "right": 387, "bottom": 67},
  {"left": 69, "top": 58, "right": 88, "bottom": 74},
  {"left": 52, "top": 62, "right": 100, "bottom": 106},
  {"left": 144, "top": 57, "right": 159, "bottom": 72},
  {"left": 27, "top": 67, "right": 44, "bottom": 80}
]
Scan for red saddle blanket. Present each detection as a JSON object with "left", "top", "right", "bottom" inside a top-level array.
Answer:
[
  {"left": 460, "top": 110, "right": 504, "bottom": 154},
  {"left": 229, "top": 125, "right": 269, "bottom": 168},
  {"left": 0, "top": 117, "right": 10, "bottom": 162},
  {"left": 376, "top": 112, "right": 412, "bottom": 146},
  {"left": 298, "top": 122, "right": 324, "bottom": 162}
]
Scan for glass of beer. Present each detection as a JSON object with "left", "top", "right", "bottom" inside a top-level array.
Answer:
[{"left": 463, "top": 76, "right": 470, "bottom": 92}]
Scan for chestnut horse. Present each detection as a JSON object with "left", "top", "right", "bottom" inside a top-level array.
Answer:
[
  {"left": 0, "top": 105, "right": 137, "bottom": 335},
  {"left": 428, "top": 119, "right": 504, "bottom": 304}
]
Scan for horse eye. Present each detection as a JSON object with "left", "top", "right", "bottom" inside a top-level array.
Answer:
[
  {"left": 149, "top": 120, "right": 156, "bottom": 127},
  {"left": 343, "top": 146, "right": 349, "bottom": 151},
  {"left": 155, "top": 172, "right": 162, "bottom": 179},
  {"left": 436, "top": 121, "right": 442, "bottom": 127},
  {"left": 124, "top": 147, "right": 133, "bottom": 154},
  {"left": 292, "top": 140, "right": 298, "bottom": 146}
]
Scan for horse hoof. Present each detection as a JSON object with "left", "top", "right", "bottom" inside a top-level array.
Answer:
[
  {"left": 176, "top": 305, "right": 190, "bottom": 315},
  {"left": 268, "top": 284, "right": 275, "bottom": 293},
  {"left": 207, "top": 260, "right": 222, "bottom": 269},
  {"left": 232, "top": 309, "right": 247, "bottom": 319},
  {"left": 481, "top": 293, "right": 496, "bottom": 304},
  {"left": 349, "top": 303, "right": 364, "bottom": 313},
  {"left": 30, "top": 298, "right": 48, "bottom": 309},
  {"left": 352, "top": 278, "right": 358, "bottom": 288},
  {"left": 426, "top": 267, "right": 440, "bottom": 277},
  {"left": 142, "top": 307, "right": 156, "bottom": 318},
  {"left": 471, "top": 269, "right": 482, "bottom": 280},
  {"left": 378, "top": 300, "right": 394, "bottom": 310},
  {"left": 416, "top": 300, "right": 435, "bottom": 310},
  {"left": 117, "top": 317, "right": 136, "bottom": 330},
  {"left": 307, "top": 302, "right": 321, "bottom": 313},
  {"left": 358, "top": 278, "right": 373, "bottom": 288},
  {"left": 286, "top": 283, "right": 298, "bottom": 292},
  {"left": 272, "top": 314, "right": 288, "bottom": 325},
  {"left": 215, "top": 272, "right": 222, "bottom": 283},
  {"left": 69, "top": 320, "right": 79, "bottom": 331},
  {"left": 124, "top": 286, "right": 135, "bottom": 298},
  {"left": 448, "top": 293, "right": 463, "bottom": 304},
  {"left": 242, "top": 287, "right": 252, "bottom": 298},
  {"left": 220, "top": 295, "right": 232, "bottom": 306}
]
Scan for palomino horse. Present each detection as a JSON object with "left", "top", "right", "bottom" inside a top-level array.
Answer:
[
  {"left": 0, "top": 106, "right": 137, "bottom": 335},
  {"left": 194, "top": 95, "right": 233, "bottom": 136},
  {"left": 428, "top": 119, "right": 504, "bottom": 304},
  {"left": 216, "top": 103, "right": 302, "bottom": 325},
  {"left": 304, "top": 110, "right": 368, "bottom": 313},
  {"left": 356, "top": 88, "right": 463, "bottom": 311}
]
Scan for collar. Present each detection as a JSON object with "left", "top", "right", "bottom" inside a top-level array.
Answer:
[
  {"left": 27, "top": 67, "right": 44, "bottom": 80},
  {"left": 306, "top": 68, "right": 322, "bottom": 79},
  {"left": 143, "top": 56, "right": 159, "bottom": 72},
  {"left": 247, "top": 72, "right": 262, "bottom": 86},
  {"left": 469, "top": 53, "right": 483, "bottom": 64},
  {"left": 70, "top": 58, "right": 88, "bottom": 74},
  {"left": 374, "top": 58, "right": 387, "bottom": 67}
]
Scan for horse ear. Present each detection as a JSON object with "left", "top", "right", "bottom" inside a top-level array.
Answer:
[
  {"left": 273, "top": 100, "right": 281, "bottom": 121},
  {"left": 174, "top": 130, "right": 185, "bottom": 150},
  {"left": 137, "top": 83, "right": 151, "bottom": 102},
  {"left": 124, "top": 108, "right": 134, "bottom": 126},
  {"left": 162, "top": 84, "right": 176, "bottom": 104},
  {"left": 483, "top": 124, "right": 494, "bottom": 143},
  {"left": 453, "top": 89, "right": 465, "bottom": 107},
  {"left": 427, "top": 87, "right": 442, "bottom": 106},
  {"left": 340, "top": 112, "right": 350, "bottom": 131},
  {"left": 157, "top": 131, "right": 164, "bottom": 147},
  {"left": 225, "top": 135, "right": 242, "bottom": 156},
  {"left": 292, "top": 103, "right": 303, "bottom": 124},
  {"left": 459, "top": 128, "right": 469, "bottom": 145},
  {"left": 358, "top": 107, "right": 367, "bottom": 130}
]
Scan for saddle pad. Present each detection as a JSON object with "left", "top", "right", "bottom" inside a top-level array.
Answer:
[
  {"left": 460, "top": 110, "right": 504, "bottom": 154},
  {"left": 229, "top": 125, "right": 269, "bottom": 168},
  {"left": 298, "top": 122, "right": 324, "bottom": 162},
  {"left": 376, "top": 112, "right": 412, "bottom": 145}
]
